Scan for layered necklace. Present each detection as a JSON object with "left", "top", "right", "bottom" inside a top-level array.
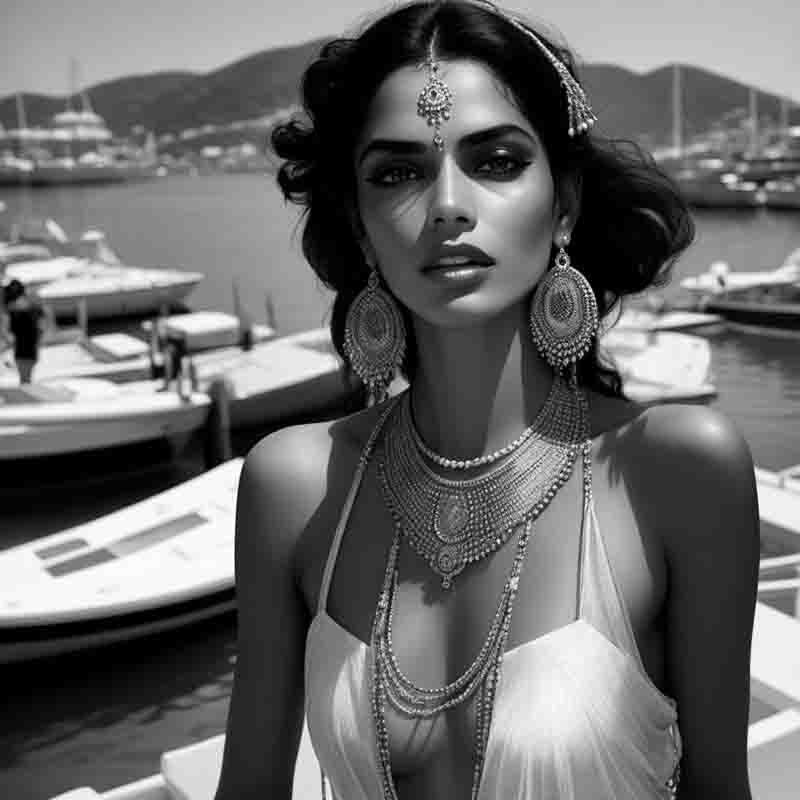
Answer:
[
  {"left": 378, "top": 375, "right": 587, "bottom": 589},
  {"left": 369, "top": 378, "right": 590, "bottom": 800}
]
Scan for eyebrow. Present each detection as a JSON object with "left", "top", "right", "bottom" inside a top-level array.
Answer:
[{"left": 357, "top": 124, "right": 535, "bottom": 166}]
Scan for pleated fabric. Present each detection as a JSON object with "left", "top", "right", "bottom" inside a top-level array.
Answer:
[{"left": 304, "top": 450, "right": 681, "bottom": 800}]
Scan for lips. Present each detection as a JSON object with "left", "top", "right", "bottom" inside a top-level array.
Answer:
[{"left": 422, "top": 245, "right": 495, "bottom": 272}]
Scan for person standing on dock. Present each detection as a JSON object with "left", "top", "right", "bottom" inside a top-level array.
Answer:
[{"left": 2, "top": 278, "right": 43, "bottom": 384}]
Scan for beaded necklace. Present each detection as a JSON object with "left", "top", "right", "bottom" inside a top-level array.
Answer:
[
  {"left": 370, "top": 435, "right": 594, "bottom": 800},
  {"left": 408, "top": 381, "right": 554, "bottom": 469},
  {"left": 379, "top": 377, "right": 587, "bottom": 588}
]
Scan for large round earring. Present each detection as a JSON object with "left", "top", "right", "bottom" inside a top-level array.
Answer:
[
  {"left": 529, "top": 244, "right": 598, "bottom": 377},
  {"left": 343, "top": 268, "right": 406, "bottom": 404}
]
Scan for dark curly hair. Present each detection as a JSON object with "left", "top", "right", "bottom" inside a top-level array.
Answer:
[{"left": 271, "top": 0, "right": 694, "bottom": 396}]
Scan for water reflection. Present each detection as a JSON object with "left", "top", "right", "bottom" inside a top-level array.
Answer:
[{"left": 0, "top": 615, "right": 236, "bottom": 797}]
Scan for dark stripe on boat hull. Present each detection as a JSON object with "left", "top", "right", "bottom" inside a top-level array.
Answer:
[
  {"left": 706, "top": 301, "right": 800, "bottom": 331},
  {"left": 0, "top": 587, "right": 236, "bottom": 664}
]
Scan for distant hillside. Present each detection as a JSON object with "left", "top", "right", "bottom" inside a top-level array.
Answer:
[
  {"left": 582, "top": 63, "right": 796, "bottom": 146},
  {"left": 1, "top": 38, "right": 797, "bottom": 148}
]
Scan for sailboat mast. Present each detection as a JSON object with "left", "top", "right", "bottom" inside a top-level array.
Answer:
[
  {"left": 749, "top": 87, "right": 759, "bottom": 154},
  {"left": 672, "top": 64, "right": 683, "bottom": 159},
  {"left": 67, "top": 57, "right": 78, "bottom": 112},
  {"left": 779, "top": 98, "right": 789, "bottom": 133},
  {"left": 15, "top": 93, "right": 27, "bottom": 131}
]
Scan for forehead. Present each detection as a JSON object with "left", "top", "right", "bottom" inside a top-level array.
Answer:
[{"left": 358, "top": 59, "right": 533, "bottom": 147}]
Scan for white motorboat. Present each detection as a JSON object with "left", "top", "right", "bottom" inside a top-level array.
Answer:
[
  {"left": 0, "top": 310, "right": 276, "bottom": 385},
  {"left": 601, "top": 329, "right": 717, "bottom": 404},
  {"left": 0, "top": 327, "right": 355, "bottom": 460},
  {"left": 680, "top": 251, "right": 800, "bottom": 333},
  {"left": 190, "top": 326, "right": 356, "bottom": 430},
  {"left": 0, "top": 459, "right": 243, "bottom": 664},
  {"left": 0, "top": 377, "right": 212, "bottom": 459},
  {"left": 4, "top": 256, "right": 204, "bottom": 319},
  {"left": 613, "top": 308, "right": 722, "bottom": 332}
]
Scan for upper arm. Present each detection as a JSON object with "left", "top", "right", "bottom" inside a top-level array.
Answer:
[
  {"left": 642, "top": 406, "right": 759, "bottom": 798},
  {"left": 215, "top": 425, "right": 328, "bottom": 799}
]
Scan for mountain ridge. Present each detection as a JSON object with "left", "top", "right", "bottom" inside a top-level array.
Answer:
[{"left": 1, "top": 37, "right": 796, "bottom": 148}]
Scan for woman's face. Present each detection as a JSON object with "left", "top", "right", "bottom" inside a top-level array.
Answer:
[{"left": 355, "top": 58, "right": 565, "bottom": 328}]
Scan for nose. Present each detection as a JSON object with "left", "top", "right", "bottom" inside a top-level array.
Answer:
[{"left": 426, "top": 157, "right": 476, "bottom": 235}]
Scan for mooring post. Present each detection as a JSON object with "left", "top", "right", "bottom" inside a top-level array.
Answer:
[{"left": 204, "top": 377, "right": 234, "bottom": 468}]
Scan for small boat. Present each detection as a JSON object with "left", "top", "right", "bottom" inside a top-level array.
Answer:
[
  {"left": 0, "top": 310, "right": 276, "bottom": 385},
  {"left": 0, "top": 377, "right": 212, "bottom": 460},
  {"left": 0, "top": 328, "right": 355, "bottom": 460},
  {"left": 612, "top": 308, "right": 722, "bottom": 333},
  {"left": 680, "top": 251, "right": 800, "bottom": 333},
  {"left": 189, "top": 326, "right": 355, "bottom": 429},
  {"left": 672, "top": 170, "right": 766, "bottom": 209},
  {"left": 762, "top": 178, "right": 800, "bottom": 211},
  {"left": 601, "top": 329, "right": 717, "bottom": 404},
  {"left": 4, "top": 256, "right": 204, "bottom": 320},
  {"left": 0, "top": 240, "right": 53, "bottom": 265},
  {"left": 0, "top": 459, "right": 243, "bottom": 664}
]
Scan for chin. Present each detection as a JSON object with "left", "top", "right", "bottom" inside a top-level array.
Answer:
[{"left": 411, "top": 291, "right": 531, "bottom": 331}]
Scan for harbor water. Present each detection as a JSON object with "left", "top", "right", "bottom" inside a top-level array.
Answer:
[{"left": 0, "top": 174, "right": 798, "bottom": 799}]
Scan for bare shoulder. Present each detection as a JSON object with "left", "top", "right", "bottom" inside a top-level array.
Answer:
[
  {"left": 219, "top": 409, "right": 389, "bottom": 798},
  {"left": 634, "top": 402, "right": 753, "bottom": 467},
  {"left": 600, "top": 401, "right": 758, "bottom": 554},
  {"left": 238, "top": 400, "right": 395, "bottom": 568}
]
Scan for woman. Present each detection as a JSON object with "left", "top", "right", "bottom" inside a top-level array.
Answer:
[{"left": 215, "top": 2, "right": 759, "bottom": 798}]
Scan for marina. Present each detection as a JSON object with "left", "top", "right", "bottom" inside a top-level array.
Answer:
[
  {"left": 680, "top": 249, "right": 800, "bottom": 333},
  {"left": 1, "top": 173, "right": 798, "bottom": 799}
]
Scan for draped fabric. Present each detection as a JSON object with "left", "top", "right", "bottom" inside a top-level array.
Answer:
[{"left": 304, "top": 443, "right": 681, "bottom": 799}]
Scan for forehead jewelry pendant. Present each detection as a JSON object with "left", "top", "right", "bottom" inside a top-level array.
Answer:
[{"left": 417, "top": 44, "right": 453, "bottom": 151}]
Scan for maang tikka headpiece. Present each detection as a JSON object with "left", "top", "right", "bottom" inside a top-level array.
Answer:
[
  {"left": 417, "top": 38, "right": 454, "bottom": 150},
  {"left": 420, "top": 1, "right": 597, "bottom": 140}
]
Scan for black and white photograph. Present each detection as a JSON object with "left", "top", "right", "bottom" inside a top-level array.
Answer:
[{"left": 1, "top": 1, "right": 798, "bottom": 798}]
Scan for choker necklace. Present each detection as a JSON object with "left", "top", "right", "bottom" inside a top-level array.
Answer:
[
  {"left": 377, "top": 376, "right": 587, "bottom": 588},
  {"left": 409, "top": 379, "right": 560, "bottom": 469}
]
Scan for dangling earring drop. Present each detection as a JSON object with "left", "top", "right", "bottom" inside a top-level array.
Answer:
[
  {"left": 343, "top": 267, "right": 406, "bottom": 405},
  {"left": 529, "top": 234, "right": 598, "bottom": 378}
]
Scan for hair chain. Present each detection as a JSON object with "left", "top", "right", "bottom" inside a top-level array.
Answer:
[{"left": 470, "top": 0, "right": 597, "bottom": 136}]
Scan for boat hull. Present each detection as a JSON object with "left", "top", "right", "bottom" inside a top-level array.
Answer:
[
  {"left": 0, "top": 588, "right": 236, "bottom": 664},
  {"left": 704, "top": 299, "right": 800, "bottom": 331},
  {"left": 37, "top": 276, "right": 202, "bottom": 319},
  {"left": 0, "top": 329, "right": 355, "bottom": 460},
  {"left": 0, "top": 459, "right": 243, "bottom": 663},
  {"left": 0, "top": 381, "right": 211, "bottom": 459},
  {"left": 0, "top": 163, "right": 153, "bottom": 187},
  {"left": 601, "top": 329, "right": 716, "bottom": 404}
]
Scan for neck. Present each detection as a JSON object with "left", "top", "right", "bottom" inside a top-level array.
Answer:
[{"left": 409, "top": 302, "right": 555, "bottom": 461}]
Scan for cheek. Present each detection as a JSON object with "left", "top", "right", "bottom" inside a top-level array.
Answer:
[
  {"left": 492, "top": 184, "right": 556, "bottom": 265},
  {"left": 360, "top": 194, "right": 427, "bottom": 272}
]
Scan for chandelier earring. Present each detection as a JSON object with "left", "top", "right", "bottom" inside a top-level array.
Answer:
[
  {"left": 343, "top": 265, "right": 406, "bottom": 405},
  {"left": 529, "top": 234, "right": 598, "bottom": 378}
]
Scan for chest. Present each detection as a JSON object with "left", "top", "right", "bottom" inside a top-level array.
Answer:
[{"left": 301, "top": 452, "right": 669, "bottom": 771}]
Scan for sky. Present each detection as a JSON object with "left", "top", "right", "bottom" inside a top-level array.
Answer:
[{"left": 1, "top": 0, "right": 799, "bottom": 103}]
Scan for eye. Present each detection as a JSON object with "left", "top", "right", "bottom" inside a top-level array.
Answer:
[
  {"left": 366, "top": 164, "right": 422, "bottom": 186},
  {"left": 475, "top": 153, "right": 531, "bottom": 178}
]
